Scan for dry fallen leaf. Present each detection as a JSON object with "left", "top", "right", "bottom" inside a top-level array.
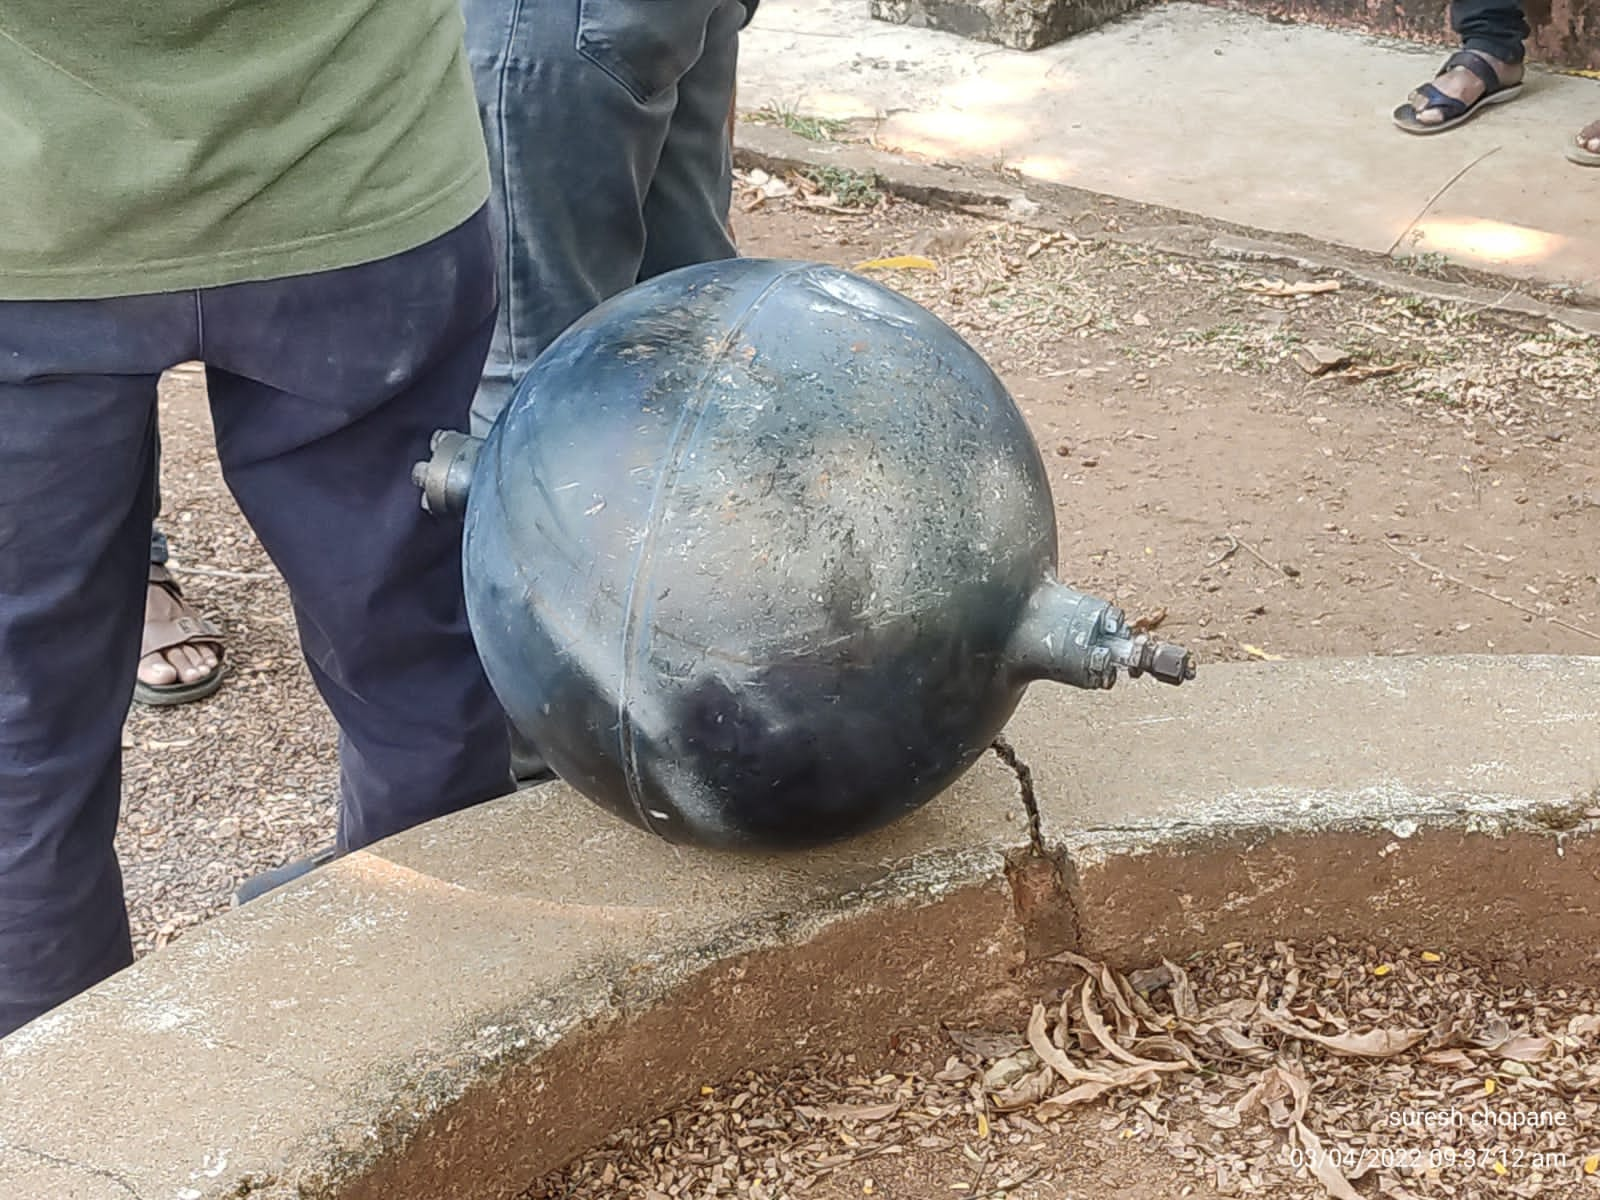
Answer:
[
  {"left": 1162, "top": 958, "right": 1199, "bottom": 1020},
  {"left": 1258, "top": 1008, "right": 1426, "bottom": 1057},
  {"left": 1235, "top": 1063, "right": 1312, "bottom": 1128},
  {"left": 1034, "top": 1079, "right": 1117, "bottom": 1117},
  {"left": 1129, "top": 607, "right": 1168, "bottom": 635},
  {"left": 1497, "top": 1034, "right": 1557, "bottom": 1062},
  {"left": 1292, "top": 1121, "right": 1362, "bottom": 1200},
  {"left": 1240, "top": 277, "right": 1341, "bottom": 297},
  {"left": 946, "top": 1028, "right": 1028, "bottom": 1060},
  {"left": 986, "top": 1065, "right": 1054, "bottom": 1112},
  {"left": 1472, "top": 1016, "right": 1515, "bottom": 1051},
  {"left": 1569, "top": 1013, "right": 1600, "bottom": 1040},
  {"left": 854, "top": 255, "right": 938, "bottom": 271},
  {"left": 1241, "top": 643, "right": 1285, "bottom": 661}
]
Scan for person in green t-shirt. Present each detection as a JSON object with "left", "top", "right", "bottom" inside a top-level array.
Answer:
[
  {"left": 128, "top": 0, "right": 762, "bottom": 725},
  {"left": 0, "top": 1, "right": 515, "bottom": 1040}
]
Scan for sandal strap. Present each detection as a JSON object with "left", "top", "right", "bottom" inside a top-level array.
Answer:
[
  {"left": 141, "top": 613, "right": 224, "bottom": 660},
  {"left": 143, "top": 563, "right": 225, "bottom": 660},
  {"left": 1440, "top": 50, "right": 1505, "bottom": 94},
  {"left": 1412, "top": 83, "right": 1469, "bottom": 122}
]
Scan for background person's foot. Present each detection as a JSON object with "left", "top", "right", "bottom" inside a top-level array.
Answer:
[
  {"left": 1570, "top": 118, "right": 1600, "bottom": 164},
  {"left": 135, "top": 564, "right": 226, "bottom": 706}
]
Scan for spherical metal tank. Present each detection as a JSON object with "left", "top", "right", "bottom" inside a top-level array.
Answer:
[{"left": 459, "top": 258, "right": 1190, "bottom": 849}]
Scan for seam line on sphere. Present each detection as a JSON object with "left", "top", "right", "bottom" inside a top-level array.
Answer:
[{"left": 615, "top": 264, "right": 813, "bottom": 834}]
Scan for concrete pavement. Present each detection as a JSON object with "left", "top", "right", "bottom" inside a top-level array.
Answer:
[{"left": 739, "top": 0, "right": 1600, "bottom": 297}]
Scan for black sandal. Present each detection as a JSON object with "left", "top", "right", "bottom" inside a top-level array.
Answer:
[{"left": 1393, "top": 50, "right": 1523, "bottom": 135}]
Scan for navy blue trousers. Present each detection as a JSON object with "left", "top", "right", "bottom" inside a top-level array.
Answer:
[
  {"left": 1452, "top": 0, "right": 1529, "bottom": 63},
  {"left": 0, "top": 211, "right": 514, "bottom": 1038}
]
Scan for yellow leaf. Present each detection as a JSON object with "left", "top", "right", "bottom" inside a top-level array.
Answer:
[
  {"left": 1584, "top": 1154, "right": 1598, "bottom": 1174},
  {"left": 1492, "top": 1161, "right": 1508, "bottom": 1176},
  {"left": 1241, "top": 644, "right": 1285, "bottom": 661},
  {"left": 976, "top": 1113, "right": 989, "bottom": 1139},
  {"left": 1484, "top": 1078, "right": 1497, "bottom": 1095},
  {"left": 1373, "top": 964, "right": 1392, "bottom": 977},
  {"left": 1120, "top": 1127, "right": 1137, "bottom": 1139},
  {"left": 1421, "top": 951, "right": 1442, "bottom": 963},
  {"left": 863, "top": 1182, "right": 874, "bottom": 1195},
  {"left": 701, "top": 1086, "right": 714, "bottom": 1096},
  {"left": 854, "top": 255, "right": 938, "bottom": 271}
]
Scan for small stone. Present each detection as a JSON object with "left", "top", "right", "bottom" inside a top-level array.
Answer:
[{"left": 1293, "top": 344, "right": 1352, "bottom": 376}]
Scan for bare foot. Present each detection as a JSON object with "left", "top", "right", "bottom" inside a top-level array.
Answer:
[
  {"left": 1406, "top": 50, "right": 1523, "bottom": 127},
  {"left": 137, "top": 571, "right": 223, "bottom": 695},
  {"left": 1575, "top": 118, "right": 1600, "bottom": 158}
]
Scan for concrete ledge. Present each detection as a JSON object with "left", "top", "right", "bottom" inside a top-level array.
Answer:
[
  {"left": 3, "top": 656, "right": 1598, "bottom": 1200},
  {"left": 733, "top": 122, "right": 1600, "bottom": 335},
  {"left": 869, "top": 0, "right": 1148, "bottom": 50}
]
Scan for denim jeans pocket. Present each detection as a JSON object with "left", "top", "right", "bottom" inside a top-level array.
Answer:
[{"left": 576, "top": 0, "right": 722, "bottom": 103}]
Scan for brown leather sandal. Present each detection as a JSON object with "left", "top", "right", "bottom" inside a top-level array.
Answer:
[{"left": 133, "top": 563, "right": 226, "bottom": 707}]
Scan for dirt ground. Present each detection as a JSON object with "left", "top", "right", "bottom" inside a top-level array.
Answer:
[{"left": 128, "top": 187, "right": 1600, "bottom": 1196}]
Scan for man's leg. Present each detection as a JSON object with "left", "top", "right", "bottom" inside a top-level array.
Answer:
[
  {"left": 462, "top": 0, "right": 734, "bottom": 786},
  {"left": 200, "top": 212, "right": 511, "bottom": 854},
  {"left": 462, "top": 0, "right": 729, "bottom": 436},
  {"left": 640, "top": 0, "right": 744, "bottom": 280},
  {"left": 0, "top": 295, "right": 190, "bottom": 1039},
  {"left": 1451, "top": 0, "right": 1529, "bottom": 65}
]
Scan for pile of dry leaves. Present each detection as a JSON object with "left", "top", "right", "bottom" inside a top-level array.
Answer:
[{"left": 525, "top": 941, "right": 1600, "bottom": 1199}]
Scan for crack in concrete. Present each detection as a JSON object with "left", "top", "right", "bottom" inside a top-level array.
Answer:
[
  {"left": 990, "top": 737, "right": 1088, "bottom": 955},
  {"left": 990, "top": 734, "right": 1044, "bottom": 855},
  {"left": 4, "top": 1140, "right": 146, "bottom": 1199}
]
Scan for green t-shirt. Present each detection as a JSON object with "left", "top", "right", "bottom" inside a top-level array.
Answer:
[{"left": 0, "top": 2, "right": 490, "bottom": 300}]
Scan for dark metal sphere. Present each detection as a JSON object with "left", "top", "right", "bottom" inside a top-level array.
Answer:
[{"left": 464, "top": 259, "right": 1073, "bottom": 847}]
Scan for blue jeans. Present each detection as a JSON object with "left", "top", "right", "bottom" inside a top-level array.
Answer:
[
  {"left": 461, "top": 0, "right": 744, "bottom": 435},
  {"left": 0, "top": 211, "right": 514, "bottom": 1039},
  {"left": 1452, "top": 0, "right": 1528, "bottom": 63}
]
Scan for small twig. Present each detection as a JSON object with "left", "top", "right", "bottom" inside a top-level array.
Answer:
[
  {"left": 967, "top": 1145, "right": 997, "bottom": 1195},
  {"left": 977, "top": 1166, "right": 1044, "bottom": 1197},
  {"left": 1458, "top": 285, "right": 1522, "bottom": 321},
  {"left": 1210, "top": 534, "right": 1300, "bottom": 579},
  {"left": 1385, "top": 146, "right": 1500, "bottom": 257},
  {"left": 169, "top": 564, "right": 275, "bottom": 582},
  {"left": 1382, "top": 541, "right": 1600, "bottom": 643},
  {"left": 1205, "top": 538, "right": 1241, "bottom": 568}
]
